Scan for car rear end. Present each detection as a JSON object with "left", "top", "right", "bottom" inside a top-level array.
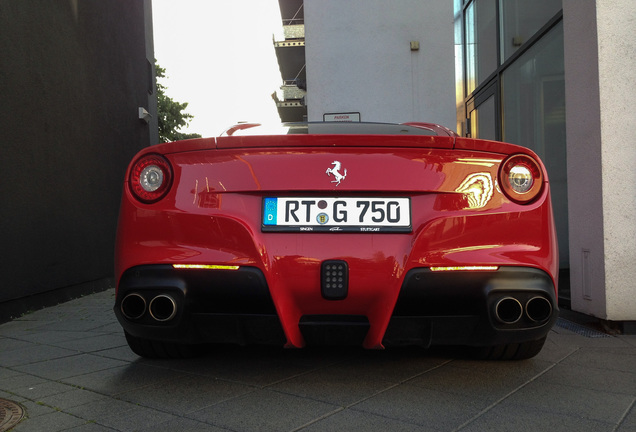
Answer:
[{"left": 114, "top": 123, "right": 558, "bottom": 359}]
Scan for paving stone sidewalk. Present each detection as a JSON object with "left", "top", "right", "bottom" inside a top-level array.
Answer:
[{"left": 1, "top": 289, "right": 635, "bottom": 432}]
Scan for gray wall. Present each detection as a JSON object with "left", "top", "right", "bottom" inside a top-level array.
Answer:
[
  {"left": 0, "top": 0, "right": 154, "bottom": 320},
  {"left": 304, "top": 0, "right": 456, "bottom": 129}
]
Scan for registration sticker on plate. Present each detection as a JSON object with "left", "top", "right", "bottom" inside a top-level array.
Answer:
[{"left": 262, "top": 197, "right": 411, "bottom": 232}]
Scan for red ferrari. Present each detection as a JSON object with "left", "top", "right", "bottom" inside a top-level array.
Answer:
[{"left": 114, "top": 122, "right": 559, "bottom": 360}]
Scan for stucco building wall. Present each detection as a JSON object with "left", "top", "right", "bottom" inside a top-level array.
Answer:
[
  {"left": 564, "top": 0, "right": 636, "bottom": 320},
  {"left": 304, "top": 0, "right": 456, "bottom": 128}
]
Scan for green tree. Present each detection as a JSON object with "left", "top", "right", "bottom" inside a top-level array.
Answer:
[{"left": 156, "top": 62, "right": 202, "bottom": 142}]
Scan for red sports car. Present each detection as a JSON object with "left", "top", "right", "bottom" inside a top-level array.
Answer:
[{"left": 114, "top": 122, "right": 559, "bottom": 360}]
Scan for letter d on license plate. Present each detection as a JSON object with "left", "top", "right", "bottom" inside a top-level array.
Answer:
[{"left": 262, "top": 197, "right": 411, "bottom": 233}]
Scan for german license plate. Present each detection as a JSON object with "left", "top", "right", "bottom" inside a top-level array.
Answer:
[{"left": 262, "top": 197, "right": 411, "bottom": 232}]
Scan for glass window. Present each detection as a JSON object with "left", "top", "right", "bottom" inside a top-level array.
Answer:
[
  {"left": 469, "top": 94, "right": 497, "bottom": 140},
  {"left": 502, "top": 22, "right": 568, "bottom": 265},
  {"left": 500, "top": 0, "right": 562, "bottom": 62},
  {"left": 465, "top": 0, "right": 497, "bottom": 95},
  {"left": 454, "top": 0, "right": 465, "bottom": 132},
  {"left": 502, "top": 23, "right": 564, "bottom": 157}
]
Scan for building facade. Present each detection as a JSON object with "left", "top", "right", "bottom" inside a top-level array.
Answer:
[
  {"left": 273, "top": 0, "right": 307, "bottom": 122},
  {"left": 455, "top": 1, "right": 569, "bottom": 284},
  {"left": 455, "top": 0, "right": 636, "bottom": 324},
  {"left": 275, "top": 0, "right": 636, "bottom": 324},
  {"left": 305, "top": 0, "right": 456, "bottom": 128}
]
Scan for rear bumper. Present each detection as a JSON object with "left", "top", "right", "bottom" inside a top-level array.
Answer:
[
  {"left": 114, "top": 265, "right": 557, "bottom": 348},
  {"left": 384, "top": 267, "right": 558, "bottom": 347},
  {"left": 114, "top": 265, "right": 285, "bottom": 345}
]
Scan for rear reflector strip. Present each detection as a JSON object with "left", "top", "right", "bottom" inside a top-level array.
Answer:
[
  {"left": 430, "top": 266, "right": 499, "bottom": 272},
  {"left": 172, "top": 264, "right": 240, "bottom": 270}
]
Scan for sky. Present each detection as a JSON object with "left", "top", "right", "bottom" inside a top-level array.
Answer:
[{"left": 152, "top": 0, "right": 284, "bottom": 138}]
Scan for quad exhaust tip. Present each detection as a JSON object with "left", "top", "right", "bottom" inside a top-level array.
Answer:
[
  {"left": 525, "top": 296, "right": 553, "bottom": 323},
  {"left": 494, "top": 295, "right": 553, "bottom": 325},
  {"left": 494, "top": 297, "right": 523, "bottom": 324},
  {"left": 120, "top": 293, "right": 177, "bottom": 322},
  {"left": 121, "top": 293, "right": 146, "bottom": 320},
  {"left": 149, "top": 294, "right": 177, "bottom": 322}
]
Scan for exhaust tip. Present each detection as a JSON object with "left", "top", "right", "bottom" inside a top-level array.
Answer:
[
  {"left": 121, "top": 293, "right": 147, "bottom": 320},
  {"left": 149, "top": 294, "right": 177, "bottom": 322},
  {"left": 526, "top": 296, "right": 553, "bottom": 323},
  {"left": 495, "top": 297, "right": 523, "bottom": 324}
]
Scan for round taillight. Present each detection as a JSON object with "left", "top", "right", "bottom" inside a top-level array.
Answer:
[
  {"left": 129, "top": 154, "right": 172, "bottom": 203},
  {"left": 499, "top": 154, "right": 544, "bottom": 203}
]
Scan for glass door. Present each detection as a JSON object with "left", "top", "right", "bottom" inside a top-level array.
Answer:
[{"left": 467, "top": 81, "right": 498, "bottom": 140}]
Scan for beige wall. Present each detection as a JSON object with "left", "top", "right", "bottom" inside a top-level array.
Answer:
[
  {"left": 597, "top": 0, "right": 636, "bottom": 320},
  {"left": 564, "top": 0, "right": 636, "bottom": 320}
]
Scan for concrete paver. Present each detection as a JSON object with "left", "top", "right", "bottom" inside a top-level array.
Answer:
[{"left": 0, "top": 288, "right": 635, "bottom": 432}]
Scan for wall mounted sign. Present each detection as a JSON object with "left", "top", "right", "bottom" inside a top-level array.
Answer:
[{"left": 323, "top": 112, "right": 361, "bottom": 122}]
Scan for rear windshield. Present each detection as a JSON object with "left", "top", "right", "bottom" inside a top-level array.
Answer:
[{"left": 223, "top": 122, "right": 439, "bottom": 137}]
